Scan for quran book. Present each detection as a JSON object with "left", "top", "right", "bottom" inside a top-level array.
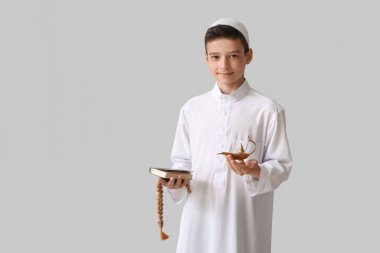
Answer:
[{"left": 149, "top": 167, "right": 193, "bottom": 180}]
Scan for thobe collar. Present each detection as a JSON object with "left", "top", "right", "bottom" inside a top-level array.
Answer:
[{"left": 211, "top": 79, "right": 251, "bottom": 103}]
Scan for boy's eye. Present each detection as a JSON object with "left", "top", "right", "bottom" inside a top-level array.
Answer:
[
  {"left": 229, "top": 54, "right": 239, "bottom": 58},
  {"left": 210, "top": 55, "right": 220, "bottom": 60}
]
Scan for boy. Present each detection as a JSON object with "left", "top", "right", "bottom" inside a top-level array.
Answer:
[{"left": 159, "top": 18, "right": 292, "bottom": 253}]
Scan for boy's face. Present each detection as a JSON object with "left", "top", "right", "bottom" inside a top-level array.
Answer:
[{"left": 205, "top": 38, "right": 252, "bottom": 90}]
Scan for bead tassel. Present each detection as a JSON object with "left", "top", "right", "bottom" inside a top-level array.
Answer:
[
  {"left": 156, "top": 179, "right": 191, "bottom": 240},
  {"left": 157, "top": 181, "right": 169, "bottom": 240}
]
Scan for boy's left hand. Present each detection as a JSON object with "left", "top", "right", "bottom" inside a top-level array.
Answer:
[{"left": 226, "top": 154, "right": 261, "bottom": 180}]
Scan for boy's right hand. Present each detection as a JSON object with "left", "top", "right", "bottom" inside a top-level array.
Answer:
[{"left": 158, "top": 176, "right": 190, "bottom": 189}]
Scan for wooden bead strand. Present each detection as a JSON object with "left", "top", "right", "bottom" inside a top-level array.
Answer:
[
  {"left": 156, "top": 179, "right": 192, "bottom": 240},
  {"left": 156, "top": 180, "right": 169, "bottom": 240}
]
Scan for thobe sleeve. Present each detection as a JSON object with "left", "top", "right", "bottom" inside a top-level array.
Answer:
[
  {"left": 167, "top": 105, "right": 192, "bottom": 204},
  {"left": 245, "top": 107, "right": 293, "bottom": 196}
]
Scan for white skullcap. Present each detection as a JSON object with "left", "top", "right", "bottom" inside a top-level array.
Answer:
[{"left": 210, "top": 18, "right": 250, "bottom": 46}]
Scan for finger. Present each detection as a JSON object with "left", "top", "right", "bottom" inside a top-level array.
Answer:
[
  {"left": 225, "top": 155, "right": 235, "bottom": 170},
  {"left": 167, "top": 177, "right": 175, "bottom": 189},
  {"left": 236, "top": 166, "right": 244, "bottom": 176},
  {"left": 174, "top": 175, "right": 182, "bottom": 189},
  {"left": 226, "top": 156, "right": 243, "bottom": 175},
  {"left": 230, "top": 155, "right": 252, "bottom": 176},
  {"left": 226, "top": 155, "right": 239, "bottom": 172},
  {"left": 158, "top": 177, "right": 168, "bottom": 186},
  {"left": 228, "top": 155, "right": 242, "bottom": 167},
  {"left": 182, "top": 179, "right": 190, "bottom": 187}
]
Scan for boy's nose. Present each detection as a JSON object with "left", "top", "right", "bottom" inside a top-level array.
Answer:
[{"left": 219, "top": 57, "right": 230, "bottom": 69}]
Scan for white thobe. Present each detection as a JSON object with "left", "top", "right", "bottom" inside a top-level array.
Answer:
[{"left": 169, "top": 80, "right": 292, "bottom": 253}]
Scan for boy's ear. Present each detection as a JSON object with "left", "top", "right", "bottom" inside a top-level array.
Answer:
[
  {"left": 246, "top": 48, "right": 253, "bottom": 64},
  {"left": 205, "top": 51, "right": 208, "bottom": 62}
]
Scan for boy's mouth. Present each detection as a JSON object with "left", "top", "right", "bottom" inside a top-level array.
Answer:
[{"left": 218, "top": 72, "right": 233, "bottom": 76}]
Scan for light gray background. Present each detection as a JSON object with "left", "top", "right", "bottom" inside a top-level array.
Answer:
[{"left": 1, "top": 0, "right": 379, "bottom": 252}]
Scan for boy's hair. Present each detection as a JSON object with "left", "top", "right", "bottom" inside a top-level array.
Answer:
[{"left": 204, "top": 25, "right": 249, "bottom": 54}]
